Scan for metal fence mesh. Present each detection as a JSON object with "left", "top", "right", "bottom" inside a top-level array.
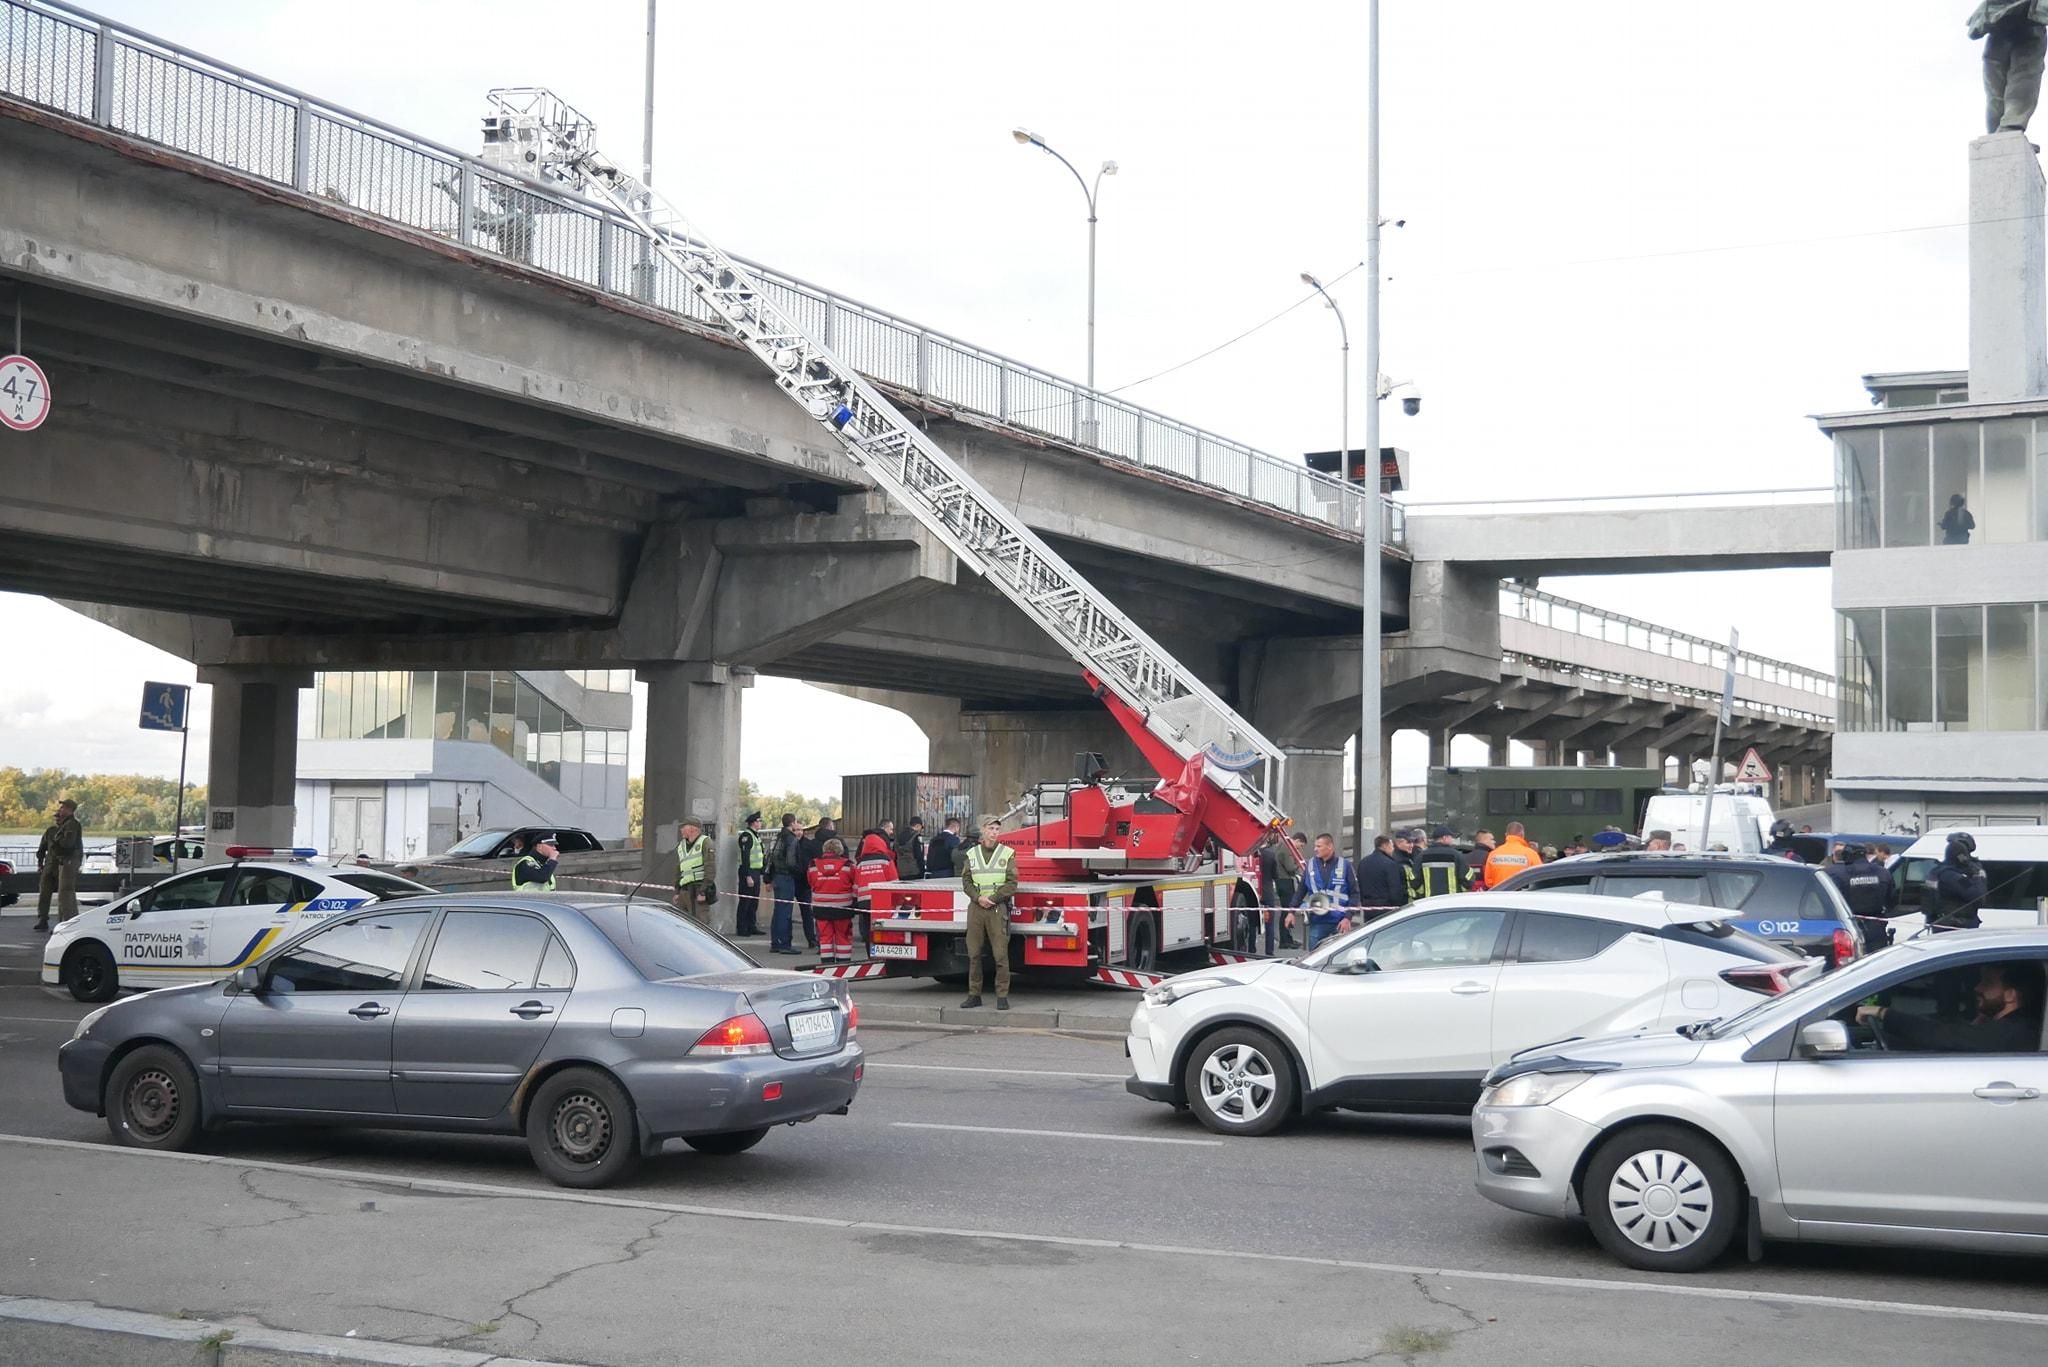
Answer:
[{"left": 0, "top": 2, "right": 90, "bottom": 116}]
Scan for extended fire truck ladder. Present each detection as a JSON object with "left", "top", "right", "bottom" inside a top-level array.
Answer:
[{"left": 488, "top": 88, "right": 1290, "bottom": 831}]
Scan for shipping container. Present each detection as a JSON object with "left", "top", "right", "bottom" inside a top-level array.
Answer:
[{"left": 841, "top": 772, "right": 975, "bottom": 840}]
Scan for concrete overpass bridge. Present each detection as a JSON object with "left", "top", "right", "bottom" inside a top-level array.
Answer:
[{"left": 0, "top": 0, "right": 1833, "bottom": 877}]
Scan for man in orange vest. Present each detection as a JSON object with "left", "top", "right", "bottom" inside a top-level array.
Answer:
[{"left": 1481, "top": 821, "right": 1543, "bottom": 889}]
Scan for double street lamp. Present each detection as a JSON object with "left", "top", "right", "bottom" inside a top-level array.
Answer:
[{"left": 1011, "top": 128, "right": 1117, "bottom": 392}]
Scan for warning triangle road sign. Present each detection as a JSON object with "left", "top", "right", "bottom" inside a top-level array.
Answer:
[{"left": 1734, "top": 747, "right": 1772, "bottom": 783}]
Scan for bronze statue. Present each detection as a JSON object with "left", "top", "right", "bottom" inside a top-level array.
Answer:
[{"left": 1973, "top": 2, "right": 2048, "bottom": 134}]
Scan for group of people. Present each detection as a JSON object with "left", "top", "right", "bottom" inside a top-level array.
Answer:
[
  {"left": 1252, "top": 822, "right": 1548, "bottom": 952},
  {"left": 732, "top": 811, "right": 966, "bottom": 959}
]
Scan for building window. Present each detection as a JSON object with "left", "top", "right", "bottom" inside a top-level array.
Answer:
[
  {"left": 1935, "top": 606, "right": 1983, "bottom": 730},
  {"left": 1988, "top": 605, "right": 2036, "bottom": 732},
  {"left": 489, "top": 670, "right": 516, "bottom": 757},
  {"left": 462, "top": 671, "right": 492, "bottom": 743},
  {"left": 1884, "top": 606, "right": 1933, "bottom": 728},
  {"left": 1840, "top": 604, "right": 2048, "bottom": 732},
  {"left": 1879, "top": 426, "right": 1931, "bottom": 548},
  {"left": 1837, "top": 417, "right": 2045, "bottom": 548}
]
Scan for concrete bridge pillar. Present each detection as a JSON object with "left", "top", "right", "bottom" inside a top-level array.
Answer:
[
  {"left": 1426, "top": 729, "right": 1451, "bottom": 768},
  {"left": 1611, "top": 746, "right": 1652, "bottom": 770},
  {"left": 200, "top": 667, "right": 311, "bottom": 855},
  {"left": 639, "top": 662, "right": 753, "bottom": 933},
  {"left": 1279, "top": 747, "right": 1347, "bottom": 847},
  {"left": 1487, "top": 733, "right": 1511, "bottom": 767}
]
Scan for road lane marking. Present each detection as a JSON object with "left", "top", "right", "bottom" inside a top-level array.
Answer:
[
  {"left": 892, "top": 1122, "right": 1223, "bottom": 1146},
  {"left": 866, "top": 1062, "right": 1127, "bottom": 1081},
  {"left": 0, "top": 1133, "right": 2043, "bottom": 1329}
]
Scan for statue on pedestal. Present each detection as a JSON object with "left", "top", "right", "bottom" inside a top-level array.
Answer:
[{"left": 1973, "top": 2, "right": 2048, "bottom": 134}]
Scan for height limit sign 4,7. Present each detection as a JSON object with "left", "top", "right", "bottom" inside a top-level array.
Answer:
[{"left": 0, "top": 354, "right": 51, "bottom": 432}]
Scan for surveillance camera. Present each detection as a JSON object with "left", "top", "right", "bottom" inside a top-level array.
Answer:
[{"left": 1401, "top": 392, "right": 1422, "bottom": 417}]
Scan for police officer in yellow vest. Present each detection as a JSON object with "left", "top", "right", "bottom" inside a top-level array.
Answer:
[
  {"left": 673, "top": 820, "right": 715, "bottom": 927},
  {"left": 512, "top": 836, "right": 559, "bottom": 891},
  {"left": 959, "top": 818, "right": 1018, "bottom": 1011},
  {"left": 733, "top": 811, "right": 767, "bottom": 938}
]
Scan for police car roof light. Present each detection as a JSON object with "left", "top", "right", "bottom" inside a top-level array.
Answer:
[{"left": 223, "top": 846, "right": 319, "bottom": 861}]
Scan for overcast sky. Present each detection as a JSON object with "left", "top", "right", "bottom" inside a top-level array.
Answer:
[{"left": 0, "top": 2, "right": 1989, "bottom": 792}]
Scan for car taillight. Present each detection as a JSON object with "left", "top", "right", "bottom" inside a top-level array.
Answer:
[
  {"left": 847, "top": 999, "right": 859, "bottom": 1038},
  {"left": 1721, "top": 964, "right": 1801, "bottom": 996},
  {"left": 691, "top": 1013, "right": 773, "bottom": 1056},
  {"left": 1831, "top": 927, "right": 1857, "bottom": 964}
]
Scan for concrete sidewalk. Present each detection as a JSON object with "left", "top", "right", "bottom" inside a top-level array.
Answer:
[{"left": 6, "top": 1137, "right": 2045, "bottom": 1367}]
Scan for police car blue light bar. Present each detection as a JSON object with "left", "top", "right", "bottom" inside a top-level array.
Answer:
[{"left": 222, "top": 846, "right": 320, "bottom": 860}]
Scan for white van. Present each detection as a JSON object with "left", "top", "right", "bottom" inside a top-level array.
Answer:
[
  {"left": 1638, "top": 789, "right": 1777, "bottom": 855},
  {"left": 1885, "top": 826, "right": 2048, "bottom": 936}
]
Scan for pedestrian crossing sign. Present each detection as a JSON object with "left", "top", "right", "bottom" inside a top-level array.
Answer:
[{"left": 1734, "top": 747, "right": 1772, "bottom": 783}]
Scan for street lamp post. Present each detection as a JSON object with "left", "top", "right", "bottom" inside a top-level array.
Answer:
[
  {"left": 1012, "top": 129, "right": 1117, "bottom": 394},
  {"left": 1356, "top": 0, "right": 1385, "bottom": 859},
  {"left": 1300, "top": 272, "right": 1350, "bottom": 497}
]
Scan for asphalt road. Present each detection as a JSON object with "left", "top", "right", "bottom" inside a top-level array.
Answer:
[{"left": 3, "top": 914, "right": 2045, "bottom": 1365}]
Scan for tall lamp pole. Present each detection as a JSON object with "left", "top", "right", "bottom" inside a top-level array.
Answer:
[
  {"left": 1355, "top": 0, "right": 1385, "bottom": 859},
  {"left": 641, "top": 1, "right": 657, "bottom": 188},
  {"left": 1300, "top": 273, "right": 1350, "bottom": 494},
  {"left": 1011, "top": 128, "right": 1117, "bottom": 391}
]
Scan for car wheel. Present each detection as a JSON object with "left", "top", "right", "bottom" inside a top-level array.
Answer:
[
  {"left": 1583, "top": 1124, "right": 1741, "bottom": 1273},
  {"left": 62, "top": 941, "right": 117, "bottom": 1003},
  {"left": 1127, "top": 911, "right": 1160, "bottom": 971},
  {"left": 106, "top": 1045, "right": 202, "bottom": 1152},
  {"left": 684, "top": 1126, "right": 770, "bottom": 1156},
  {"left": 526, "top": 1068, "right": 642, "bottom": 1189},
  {"left": 1181, "top": 1026, "right": 1296, "bottom": 1137}
]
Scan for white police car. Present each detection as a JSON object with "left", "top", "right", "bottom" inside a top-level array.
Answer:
[{"left": 41, "top": 848, "right": 434, "bottom": 1002}]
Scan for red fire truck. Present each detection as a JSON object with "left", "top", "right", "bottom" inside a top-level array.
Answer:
[{"left": 855, "top": 678, "right": 1296, "bottom": 984}]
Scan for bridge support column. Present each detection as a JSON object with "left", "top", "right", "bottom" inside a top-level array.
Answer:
[
  {"left": 200, "top": 667, "right": 310, "bottom": 855},
  {"left": 1487, "top": 734, "right": 1511, "bottom": 767},
  {"left": 1426, "top": 729, "right": 1451, "bottom": 768},
  {"left": 639, "top": 662, "right": 753, "bottom": 933},
  {"left": 1611, "top": 746, "right": 1651, "bottom": 769}
]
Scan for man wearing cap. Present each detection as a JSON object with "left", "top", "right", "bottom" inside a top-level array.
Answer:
[
  {"left": 33, "top": 798, "right": 84, "bottom": 932},
  {"left": 960, "top": 818, "right": 1018, "bottom": 1010},
  {"left": 673, "top": 820, "right": 715, "bottom": 927},
  {"left": 733, "top": 812, "right": 767, "bottom": 938},
  {"left": 1415, "top": 827, "right": 1478, "bottom": 898},
  {"left": 512, "top": 837, "right": 559, "bottom": 891}
]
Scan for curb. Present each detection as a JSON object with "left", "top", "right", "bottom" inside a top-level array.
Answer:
[
  {"left": 856, "top": 1001, "right": 1132, "bottom": 1037},
  {"left": 0, "top": 1295, "right": 593, "bottom": 1367}
]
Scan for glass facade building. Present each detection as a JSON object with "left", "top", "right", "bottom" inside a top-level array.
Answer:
[
  {"left": 1835, "top": 417, "right": 2048, "bottom": 551},
  {"left": 313, "top": 669, "right": 631, "bottom": 810}
]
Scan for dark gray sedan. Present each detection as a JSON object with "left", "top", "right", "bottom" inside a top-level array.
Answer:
[{"left": 57, "top": 893, "right": 863, "bottom": 1187}]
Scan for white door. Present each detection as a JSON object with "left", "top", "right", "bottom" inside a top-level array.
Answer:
[
  {"left": 1490, "top": 912, "right": 1671, "bottom": 1062},
  {"left": 114, "top": 867, "right": 232, "bottom": 985},
  {"left": 213, "top": 865, "right": 324, "bottom": 972},
  {"left": 1306, "top": 908, "right": 1510, "bottom": 1108},
  {"left": 331, "top": 797, "right": 360, "bottom": 862},
  {"left": 356, "top": 799, "right": 386, "bottom": 861}
]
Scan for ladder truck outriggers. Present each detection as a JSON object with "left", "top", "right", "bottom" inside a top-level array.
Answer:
[{"left": 486, "top": 90, "right": 1307, "bottom": 985}]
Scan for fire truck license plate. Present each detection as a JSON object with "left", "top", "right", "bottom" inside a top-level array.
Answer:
[{"left": 870, "top": 943, "right": 918, "bottom": 959}]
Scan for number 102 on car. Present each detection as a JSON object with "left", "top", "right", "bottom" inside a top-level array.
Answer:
[{"left": 0, "top": 354, "right": 51, "bottom": 432}]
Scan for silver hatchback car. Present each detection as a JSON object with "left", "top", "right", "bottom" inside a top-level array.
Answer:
[
  {"left": 1473, "top": 928, "right": 2048, "bottom": 1271},
  {"left": 59, "top": 893, "right": 863, "bottom": 1187}
]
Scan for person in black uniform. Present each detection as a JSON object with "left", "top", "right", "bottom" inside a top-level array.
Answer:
[
  {"left": 1930, "top": 832, "right": 1991, "bottom": 929},
  {"left": 1824, "top": 843, "right": 1892, "bottom": 950},
  {"left": 1415, "top": 827, "right": 1477, "bottom": 898}
]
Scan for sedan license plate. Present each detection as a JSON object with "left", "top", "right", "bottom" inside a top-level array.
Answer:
[
  {"left": 870, "top": 943, "right": 918, "bottom": 959},
  {"left": 788, "top": 1008, "right": 836, "bottom": 1048}
]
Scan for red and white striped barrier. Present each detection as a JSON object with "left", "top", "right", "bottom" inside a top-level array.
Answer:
[
  {"left": 802, "top": 961, "right": 892, "bottom": 980},
  {"left": 1093, "top": 966, "right": 1170, "bottom": 991}
]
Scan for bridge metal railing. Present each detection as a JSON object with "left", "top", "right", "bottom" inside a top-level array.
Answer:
[
  {"left": 0, "top": 0, "right": 1401, "bottom": 547},
  {"left": 1502, "top": 584, "right": 1836, "bottom": 725}
]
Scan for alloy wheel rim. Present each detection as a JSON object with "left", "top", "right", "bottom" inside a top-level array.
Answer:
[
  {"left": 550, "top": 1092, "right": 612, "bottom": 1164},
  {"left": 1199, "top": 1043, "right": 1275, "bottom": 1123},
  {"left": 1607, "top": 1148, "right": 1713, "bottom": 1251},
  {"left": 76, "top": 955, "right": 105, "bottom": 991},
  {"left": 125, "top": 1067, "right": 180, "bottom": 1137}
]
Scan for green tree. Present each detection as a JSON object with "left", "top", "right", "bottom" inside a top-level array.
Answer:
[
  {"left": 623, "top": 776, "right": 839, "bottom": 847},
  {"left": 0, "top": 768, "right": 206, "bottom": 834}
]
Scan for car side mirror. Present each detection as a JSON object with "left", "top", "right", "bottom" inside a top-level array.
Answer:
[
  {"left": 1797, "top": 1019, "right": 1850, "bottom": 1057},
  {"left": 233, "top": 965, "right": 264, "bottom": 994}
]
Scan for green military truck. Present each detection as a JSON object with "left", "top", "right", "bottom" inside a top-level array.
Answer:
[{"left": 1428, "top": 766, "right": 1665, "bottom": 850}]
